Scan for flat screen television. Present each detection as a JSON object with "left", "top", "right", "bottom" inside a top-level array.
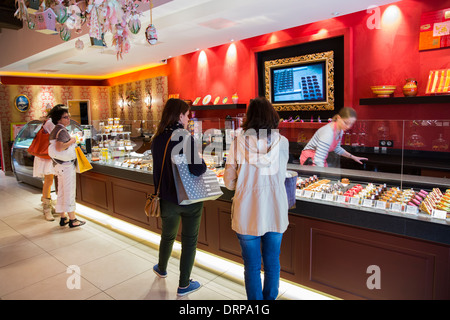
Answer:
[
  {"left": 264, "top": 50, "right": 334, "bottom": 111},
  {"left": 271, "top": 61, "right": 326, "bottom": 104}
]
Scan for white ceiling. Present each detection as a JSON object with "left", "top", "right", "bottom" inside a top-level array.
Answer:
[{"left": 0, "top": 0, "right": 398, "bottom": 79}]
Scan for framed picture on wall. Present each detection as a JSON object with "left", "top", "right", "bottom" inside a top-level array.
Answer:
[
  {"left": 10, "top": 122, "right": 26, "bottom": 141},
  {"left": 14, "top": 94, "right": 30, "bottom": 112}
]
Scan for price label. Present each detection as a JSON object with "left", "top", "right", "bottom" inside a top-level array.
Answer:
[
  {"left": 304, "top": 190, "right": 313, "bottom": 198},
  {"left": 314, "top": 192, "right": 323, "bottom": 200},
  {"left": 118, "top": 147, "right": 125, "bottom": 151},
  {"left": 337, "top": 195, "right": 346, "bottom": 203},
  {"left": 296, "top": 189, "right": 304, "bottom": 197},
  {"left": 115, "top": 161, "right": 122, "bottom": 166},
  {"left": 349, "top": 197, "right": 360, "bottom": 206},
  {"left": 391, "top": 203, "right": 402, "bottom": 212},
  {"left": 362, "top": 199, "right": 373, "bottom": 207},
  {"left": 128, "top": 164, "right": 135, "bottom": 169},
  {"left": 122, "top": 163, "right": 129, "bottom": 168},
  {"left": 126, "top": 146, "right": 133, "bottom": 151},
  {"left": 325, "top": 193, "right": 335, "bottom": 201},
  {"left": 375, "top": 200, "right": 387, "bottom": 210},
  {"left": 432, "top": 209, "right": 447, "bottom": 220},
  {"left": 405, "top": 205, "right": 418, "bottom": 215}
]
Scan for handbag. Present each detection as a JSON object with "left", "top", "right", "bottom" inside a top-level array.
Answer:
[
  {"left": 27, "top": 125, "right": 51, "bottom": 159},
  {"left": 285, "top": 170, "right": 298, "bottom": 209},
  {"left": 48, "top": 127, "right": 77, "bottom": 162},
  {"left": 75, "top": 146, "right": 93, "bottom": 173},
  {"left": 144, "top": 136, "right": 171, "bottom": 218},
  {"left": 171, "top": 153, "right": 223, "bottom": 205}
]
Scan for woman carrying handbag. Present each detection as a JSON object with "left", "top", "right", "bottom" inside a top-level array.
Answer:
[
  {"left": 29, "top": 105, "right": 65, "bottom": 221},
  {"left": 150, "top": 98, "right": 207, "bottom": 296}
]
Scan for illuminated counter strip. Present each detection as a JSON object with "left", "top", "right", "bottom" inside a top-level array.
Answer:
[{"left": 76, "top": 161, "right": 450, "bottom": 299}]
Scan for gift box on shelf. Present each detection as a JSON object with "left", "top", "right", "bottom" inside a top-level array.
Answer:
[{"left": 35, "top": 8, "right": 57, "bottom": 34}]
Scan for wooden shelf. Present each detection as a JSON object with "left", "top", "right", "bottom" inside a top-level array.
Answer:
[
  {"left": 360, "top": 95, "right": 450, "bottom": 105},
  {"left": 190, "top": 103, "right": 246, "bottom": 110}
]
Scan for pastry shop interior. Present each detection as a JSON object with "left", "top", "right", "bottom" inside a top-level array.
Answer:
[{"left": 1, "top": 0, "right": 450, "bottom": 300}]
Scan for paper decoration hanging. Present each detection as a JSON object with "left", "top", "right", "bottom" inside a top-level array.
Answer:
[{"left": 146, "top": 0, "right": 158, "bottom": 45}]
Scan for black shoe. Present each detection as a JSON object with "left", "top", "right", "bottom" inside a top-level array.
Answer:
[
  {"left": 59, "top": 217, "right": 69, "bottom": 226},
  {"left": 69, "top": 218, "right": 86, "bottom": 228}
]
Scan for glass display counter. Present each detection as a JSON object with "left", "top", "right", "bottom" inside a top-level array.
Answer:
[
  {"left": 76, "top": 117, "right": 450, "bottom": 299},
  {"left": 87, "top": 117, "right": 450, "bottom": 223},
  {"left": 11, "top": 119, "right": 82, "bottom": 188}
]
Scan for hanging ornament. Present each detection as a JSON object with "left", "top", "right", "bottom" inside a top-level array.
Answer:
[
  {"left": 128, "top": 14, "right": 141, "bottom": 34},
  {"left": 145, "top": 0, "right": 157, "bottom": 45},
  {"left": 145, "top": 24, "right": 157, "bottom": 44},
  {"left": 27, "top": 19, "right": 36, "bottom": 30},
  {"left": 54, "top": 3, "right": 69, "bottom": 24},
  {"left": 75, "top": 38, "right": 84, "bottom": 50},
  {"left": 60, "top": 25, "right": 71, "bottom": 41}
]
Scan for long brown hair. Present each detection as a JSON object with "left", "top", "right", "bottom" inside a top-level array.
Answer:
[
  {"left": 241, "top": 97, "right": 280, "bottom": 132},
  {"left": 151, "top": 98, "right": 190, "bottom": 143}
]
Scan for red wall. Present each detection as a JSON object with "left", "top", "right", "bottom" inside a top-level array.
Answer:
[{"left": 167, "top": 0, "right": 450, "bottom": 120}]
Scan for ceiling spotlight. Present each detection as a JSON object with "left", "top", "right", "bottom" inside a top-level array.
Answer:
[{"left": 331, "top": 12, "right": 340, "bottom": 16}]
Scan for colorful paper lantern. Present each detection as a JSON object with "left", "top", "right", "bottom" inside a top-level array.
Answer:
[
  {"left": 145, "top": 24, "right": 157, "bottom": 45},
  {"left": 128, "top": 15, "right": 141, "bottom": 34},
  {"left": 54, "top": 4, "right": 68, "bottom": 24},
  {"left": 75, "top": 38, "right": 84, "bottom": 50},
  {"left": 60, "top": 26, "right": 71, "bottom": 41}
]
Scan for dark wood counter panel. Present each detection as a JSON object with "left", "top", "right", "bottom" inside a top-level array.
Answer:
[{"left": 76, "top": 163, "right": 450, "bottom": 300}]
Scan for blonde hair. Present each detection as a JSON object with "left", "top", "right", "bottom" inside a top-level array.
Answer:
[{"left": 332, "top": 107, "right": 357, "bottom": 121}]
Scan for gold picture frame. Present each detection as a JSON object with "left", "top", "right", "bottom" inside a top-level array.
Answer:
[
  {"left": 14, "top": 94, "right": 30, "bottom": 112},
  {"left": 264, "top": 50, "right": 335, "bottom": 111}
]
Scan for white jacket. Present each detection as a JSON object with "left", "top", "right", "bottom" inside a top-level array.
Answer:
[{"left": 224, "top": 130, "right": 289, "bottom": 236}]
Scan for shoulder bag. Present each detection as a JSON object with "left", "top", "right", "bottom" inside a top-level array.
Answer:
[
  {"left": 27, "top": 123, "right": 51, "bottom": 159},
  {"left": 48, "top": 126, "right": 77, "bottom": 162},
  {"left": 144, "top": 135, "right": 171, "bottom": 218}
]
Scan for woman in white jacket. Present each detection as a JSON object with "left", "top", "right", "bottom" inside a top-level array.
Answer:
[{"left": 224, "top": 97, "right": 289, "bottom": 300}]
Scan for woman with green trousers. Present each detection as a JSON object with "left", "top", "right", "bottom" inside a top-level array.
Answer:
[{"left": 150, "top": 98, "right": 207, "bottom": 296}]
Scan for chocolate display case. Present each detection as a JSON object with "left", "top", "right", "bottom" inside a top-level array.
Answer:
[
  {"left": 11, "top": 119, "right": 82, "bottom": 188},
  {"left": 76, "top": 118, "right": 450, "bottom": 299}
]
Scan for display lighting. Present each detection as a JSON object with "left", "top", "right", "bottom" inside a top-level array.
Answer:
[
  {"left": 144, "top": 90, "right": 152, "bottom": 107},
  {"left": 118, "top": 96, "right": 125, "bottom": 108},
  {"left": 381, "top": 5, "right": 402, "bottom": 28}
]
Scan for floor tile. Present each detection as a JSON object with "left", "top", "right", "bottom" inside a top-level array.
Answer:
[
  {"left": 79, "top": 249, "right": 153, "bottom": 291},
  {"left": 0, "top": 171, "right": 331, "bottom": 300}
]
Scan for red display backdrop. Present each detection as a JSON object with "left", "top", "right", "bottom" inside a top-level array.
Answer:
[{"left": 167, "top": 0, "right": 450, "bottom": 121}]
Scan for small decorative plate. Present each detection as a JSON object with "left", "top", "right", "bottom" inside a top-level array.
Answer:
[
  {"left": 213, "top": 96, "right": 220, "bottom": 105},
  {"left": 222, "top": 97, "right": 228, "bottom": 104},
  {"left": 193, "top": 97, "right": 201, "bottom": 105},
  {"left": 202, "top": 94, "right": 211, "bottom": 105}
]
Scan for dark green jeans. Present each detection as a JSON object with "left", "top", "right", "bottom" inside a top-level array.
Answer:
[{"left": 158, "top": 199, "right": 203, "bottom": 287}]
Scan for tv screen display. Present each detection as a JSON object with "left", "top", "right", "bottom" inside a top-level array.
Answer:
[{"left": 271, "top": 61, "right": 326, "bottom": 104}]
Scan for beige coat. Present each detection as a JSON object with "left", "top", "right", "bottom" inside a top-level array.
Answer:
[{"left": 223, "top": 131, "right": 289, "bottom": 236}]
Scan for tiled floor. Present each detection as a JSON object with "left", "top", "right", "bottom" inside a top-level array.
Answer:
[{"left": 0, "top": 171, "right": 332, "bottom": 300}]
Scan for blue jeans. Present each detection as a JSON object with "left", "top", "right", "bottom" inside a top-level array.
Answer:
[{"left": 237, "top": 232, "right": 283, "bottom": 300}]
